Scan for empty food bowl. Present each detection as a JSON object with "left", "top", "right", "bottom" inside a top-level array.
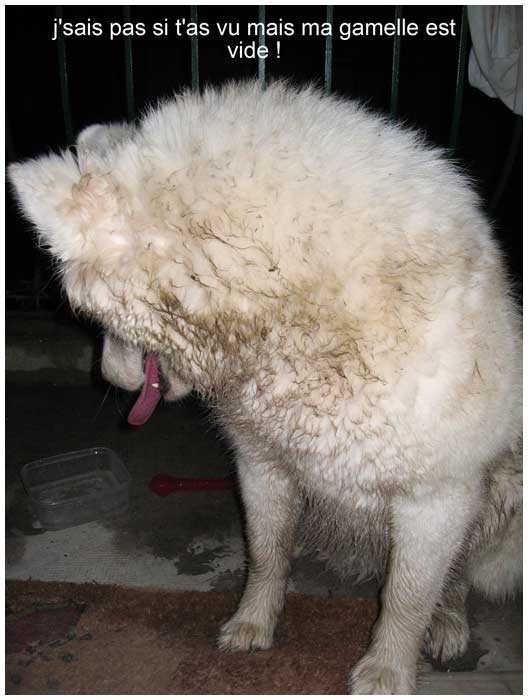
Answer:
[{"left": 20, "top": 447, "right": 130, "bottom": 531}]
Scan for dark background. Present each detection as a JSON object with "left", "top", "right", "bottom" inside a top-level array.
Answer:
[{"left": 6, "top": 5, "right": 522, "bottom": 310}]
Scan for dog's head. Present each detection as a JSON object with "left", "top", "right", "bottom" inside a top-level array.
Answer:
[
  {"left": 10, "top": 122, "right": 198, "bottom": 394},
  {"left": 9, "top": 116, "right": 267, "bottom": 397},
  {"left": 10, "top": 121, "right": 195, "bottom": 348}
]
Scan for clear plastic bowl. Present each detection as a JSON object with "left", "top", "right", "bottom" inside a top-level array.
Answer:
[{"left": 20, "top": 447, "right": 130, "bottom": 531}]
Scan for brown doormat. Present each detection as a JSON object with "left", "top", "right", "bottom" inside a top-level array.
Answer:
[{"left": 6, "top": 580, "right": 378, "bottom": 695}]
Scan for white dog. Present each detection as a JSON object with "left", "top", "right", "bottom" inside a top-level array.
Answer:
[{"left": 9, "top": 81, "right": 522, "bottom": 694}]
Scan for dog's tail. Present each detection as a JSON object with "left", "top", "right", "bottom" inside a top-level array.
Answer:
[{"left": 467, "top": 448, "right": 522, "bottom": 601}]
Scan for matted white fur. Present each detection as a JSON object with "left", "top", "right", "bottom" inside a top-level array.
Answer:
[{"left": 9, "top": 81, "right": 522, "bottom": 694}]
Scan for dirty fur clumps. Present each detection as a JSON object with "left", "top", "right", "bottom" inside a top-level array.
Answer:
[{"left": 9, "top": 80, "right": 522, "bottom": 695}]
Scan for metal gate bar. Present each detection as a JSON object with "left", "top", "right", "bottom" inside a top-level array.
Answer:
[
  {"left": 390, "top": 6, "right": 402, "bottom": 116},
  {"left": 449, "top": 6, "right": 469, "bottom": 151},
  {"left": 324, "top": 6, "right": 334, "bottom": 94},
  {"left": 490, "top": 114, "right": 522, "bottom": 213},
  {"left": 123, "top": 6, "right": 136, "bottom": 121},
  {"left": 258, "top": 6, "right": 266, "bottom": 85},
  {"left": 55, "top": 5, "right": 73, "bottom": 145},
  {"left": 190, "top": 5, "right": 200, "bottom": 90}
]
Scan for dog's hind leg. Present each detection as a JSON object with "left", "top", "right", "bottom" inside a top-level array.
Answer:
[
  {"left": 218, "top": 445, "right": 301, "bottom": 652},
  {"left": 349, "top": 479, "right": 481, "bottom": 695},
  {"left": 423, "top": 576, "right": 470, "bottom": 663},
  {"left": 467, "top": 450, "right": 522, "bottom": 601}
]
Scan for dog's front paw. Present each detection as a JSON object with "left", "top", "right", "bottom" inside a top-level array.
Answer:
[
  {"left": 349, "top": 654, "right": 415, "bottom": 695},
  {"left": 218, "top": 618, "right": 274, "bottom": 652},
  {"left": 424, "top": 609, "right": 470, "bottom": 663}
]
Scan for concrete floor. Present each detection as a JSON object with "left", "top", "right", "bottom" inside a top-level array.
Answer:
[{"left": 5, "top": 317, "right": 523, "bottom": 694}]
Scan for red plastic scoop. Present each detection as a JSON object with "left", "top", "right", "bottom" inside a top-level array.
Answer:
[
  {"left": 127, "top": 354, "right": 162, "bottom": 426},
  {"left": 149, "top": 474, "right": 235, "bottom": 496}
]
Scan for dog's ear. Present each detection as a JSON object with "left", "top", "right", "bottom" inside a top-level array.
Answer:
[
  {"left": 8, "top": 151, "right": 83, "bottom": 262},
  {"left": 76, "top": 122, "right": 134, "bottom": 172},
  {"left": 77, "top": 122, "right": 133, "bottom": 153},
  {"left": 8, "top": 149, "right": 130, "bottom": 269}
]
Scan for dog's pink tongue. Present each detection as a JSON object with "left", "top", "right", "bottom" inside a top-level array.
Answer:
[{"left": 127, "top": 354, "right": 162, "bottom": 426}]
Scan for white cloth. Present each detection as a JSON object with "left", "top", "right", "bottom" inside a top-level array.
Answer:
[{"left": 467, "top": 6, "right": 523, "bottom": 115}]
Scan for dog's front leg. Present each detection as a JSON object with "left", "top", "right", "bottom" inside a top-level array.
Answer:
[
  {"left": 219, "top": 448, "right": 301, "bottom": 652},
  {"left": 349, "top": 479, "right": 480, "bottom": 694}
]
